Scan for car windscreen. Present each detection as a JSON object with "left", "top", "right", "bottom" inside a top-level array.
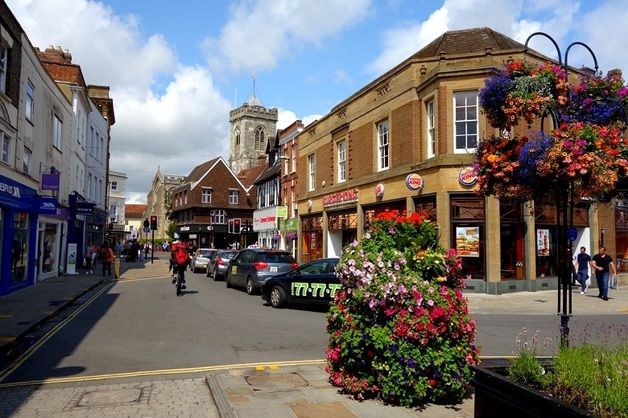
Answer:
[
  {"left": 222, "top": 252, "right": 237, "bottom": 259},
  {"left": 199, "top": 250, "right": 213, "bottom": 257},
  {"left": 259, "top": 252, "right": 296, "bottom": 263}
]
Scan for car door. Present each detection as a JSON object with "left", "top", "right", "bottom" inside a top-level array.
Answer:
[
  {"left": 228, "top": 250, "right": 246, "bottom": 286},
  {"left": 290, "top": 260, "right": 332, "bottom": 304}
]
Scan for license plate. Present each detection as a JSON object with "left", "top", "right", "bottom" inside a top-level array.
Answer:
[{"left": 270, "top": 266, "right": 277, "bottom": 272}]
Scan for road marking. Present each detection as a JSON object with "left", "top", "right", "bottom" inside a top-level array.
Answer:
[
  {"left": 0, "top": 359, "right": 327, "bottom": 388},
  {"left": 0, "top": 282, "right": 115, "bottom": 384},
  {"left": 0, "top": 315, "right": 15, "bottom": 318}
]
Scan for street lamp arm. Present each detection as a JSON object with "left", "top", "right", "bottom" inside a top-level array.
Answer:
[{"left": 524, "top": 32, "right": 562, "bottom": 65}]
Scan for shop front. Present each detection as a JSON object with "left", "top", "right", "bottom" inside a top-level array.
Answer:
[
  {"left": 35, "top": 197, "right": 69, "bottom": 281},
  {"left": 175, "top": 223, "right": 226, "bottom": 250},
  {"left": 0, "top": 174, "right": 39, "bottom": 295},
  {"left": 279, "top": 218, "right": 298, "bottom": 256},
  {"left": 301, "top": 213, "right": 323, "bottom": 263},
  {"left": 253, "top": 206, "right": 287, "bottom": 249}
]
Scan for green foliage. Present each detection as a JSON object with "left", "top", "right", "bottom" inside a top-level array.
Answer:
[{"left": 326, "top": 211, "right": 480, "bottom": 407}]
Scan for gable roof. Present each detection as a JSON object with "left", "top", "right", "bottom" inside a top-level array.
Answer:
[
  {"left": 236, "top": 163, "right": 267, "bottom": 189},
  {"left": 175, "top": 156, "right": 252, "bottom": 193},
  {"left": 125, "top": 204, "right": 146, "bottom": 218}
]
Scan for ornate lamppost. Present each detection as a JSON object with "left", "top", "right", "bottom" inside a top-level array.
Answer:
[{"left": 477, "top": 32, "right": 628, "bottom": 347}]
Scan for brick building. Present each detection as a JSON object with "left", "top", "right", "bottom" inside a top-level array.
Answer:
[{"left": 295, "top": 27, "right": 621, "bottom": 294}]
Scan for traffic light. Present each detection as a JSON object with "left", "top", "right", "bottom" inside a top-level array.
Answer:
[
  {"left": 143, "top": 218, "right": 149, "bottom": 228},
  {"left": 150, "top": 215, "right": 158, "bottom": 230},
  {"left": 228, "top": 218, "right": 241, "bottom": 234}
]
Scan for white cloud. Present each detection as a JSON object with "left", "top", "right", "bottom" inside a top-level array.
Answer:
[{"left": 203, "top": 0, "right": 373, "bottom": 77}]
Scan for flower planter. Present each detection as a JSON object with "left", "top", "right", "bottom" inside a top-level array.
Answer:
[{"left": 471, "top": 365, "right": 594, "bottom": 418}]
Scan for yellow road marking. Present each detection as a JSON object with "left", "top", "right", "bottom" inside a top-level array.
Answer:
[
  {"left": 0, "top": 359, "right": 327, "bottom": 388},
  {"left": 0, "top": 337, "right": 15, "bottom": 342},
  {"left": 0, "top": 315, "right": 15, "bottom": 318}
]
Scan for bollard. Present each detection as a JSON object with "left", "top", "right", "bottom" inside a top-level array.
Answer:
[{"left": 114, "top": 257, "right": 121, "bottom": 278}]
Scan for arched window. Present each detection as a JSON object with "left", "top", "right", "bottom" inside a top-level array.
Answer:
[
  {"left": 234, "top": 127, "right": 241, "bottom": 146},
  {"left": 255, "top": 127, "right": 265, "bottom": 151}
]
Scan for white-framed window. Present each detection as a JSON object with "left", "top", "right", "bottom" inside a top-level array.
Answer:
[
  {"left": 111, "top": 181, "right": 118, "bottom": 191},
  {"left": 291, "top": 145, "right": 296, "bottom": 173},
  {"left": 337, "top": 140, "right": 346, "bottom": 183},
  {"left": 229, "top": 189, "right": 238, "bottom": 204},
  {"left": 25, "top": 81, "right": 34, "bottom": 122},
  {"left": 308, "top": 154, "right": 316, "bottom": 191},
  {"left": 454, "top": 91, "right": 478, "bottom": 153},
  {"left": 1, "top": 129, "right": 10, "bottom": 164},
  {"left": 426, "top": 99, "right": 436, "bottom": 158},
  {"left": 0, "top": 43, "right": 7, "bottom": 93},
  {"left": 184, "top": 190, "right": 188, "bottom": 204},
  {"left": 22, "top": 147, "right": 31, "bottom": 174},
  {"left": 202, "top": 188, "right": 212, "bottom": 203},
  {"left": 210, "top": 209, "right": 226, "bottom": 224},
  {"left": 53, "top": 114, "right": 62, "bottom": 149},
  {"left": 377, "top": 120, "right": 389, "bottom": 171},
  {"left": 268, "top": 181, "right": 276, "bottom": 206}
]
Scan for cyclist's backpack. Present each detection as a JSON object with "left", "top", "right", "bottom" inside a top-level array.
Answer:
[{"left": 174, "top": 246, "right": 188, "bottom": 265}]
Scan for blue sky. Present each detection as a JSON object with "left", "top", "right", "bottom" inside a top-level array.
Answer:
[{"left": 6, "top": 0, "right": 628, "bottom": 203}]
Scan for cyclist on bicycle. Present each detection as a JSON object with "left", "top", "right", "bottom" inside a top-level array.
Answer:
[{"left": 171, "top": 240, "right": 190, "bottom": 289}]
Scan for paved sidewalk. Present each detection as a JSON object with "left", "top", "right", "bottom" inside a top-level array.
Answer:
[{"left": 0, "top": 258, "right": 626, "bottom": 417}]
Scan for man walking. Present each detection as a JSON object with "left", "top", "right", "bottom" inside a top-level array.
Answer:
[
  {"left": 590, "top": 246, "right": 616, "bottom": 301},
  {"left": 574, "top": 246, "right": 591, "bottom": 294}
]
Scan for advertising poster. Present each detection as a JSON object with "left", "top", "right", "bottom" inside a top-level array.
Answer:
[
  {"left": 455, "top": 226, "right": 479, "bottom": 257},
  {"left": 537, "top": 229, "right": 550, "bottom": 256},
  {"left": 66, "top": 243, "right": 78, "bottom": 274}
]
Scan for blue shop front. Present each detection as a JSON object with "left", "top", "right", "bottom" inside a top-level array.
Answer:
[{"left": 0, "top": 174, "right": 39, "bottom": 295}]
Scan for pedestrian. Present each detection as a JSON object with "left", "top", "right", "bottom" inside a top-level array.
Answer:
[
  {"left": 590, "top": 246, "right": 616, "bottom": 301},
  {"left": 84, "top": 241, "right": 95, "bottom": 274},
  {"left": 99, "top": 241, "right": 115, "bottom": 277},
  {"left": 574, "top": 246, "right": 591, "bottom": 294},
  {"left": 114, "top": 239, "right": 125, "bottom": 259}
]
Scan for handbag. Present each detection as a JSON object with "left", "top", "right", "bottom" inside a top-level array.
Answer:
[{"left": 609, "top": 275, "right": 618, "bottom": 290}]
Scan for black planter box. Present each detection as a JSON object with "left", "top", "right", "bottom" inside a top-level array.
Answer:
[{"left": 471, "top": 364, "right": 595, "bottom": 418}]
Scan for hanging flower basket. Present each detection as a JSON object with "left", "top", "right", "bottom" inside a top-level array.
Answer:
[
  {"left": 285, "top": 232, "right": 297, "bottom": 240},
  {"left": 479, "top": 60, "right": 568, "bottom": 130}
]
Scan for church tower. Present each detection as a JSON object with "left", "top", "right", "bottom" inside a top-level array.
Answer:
[{"left": 229, "top": 80, "right": 278, "bottom": 174}]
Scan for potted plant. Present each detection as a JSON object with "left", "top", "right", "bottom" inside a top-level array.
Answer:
[
  {"left": 325, "top": 210, "right": 480, "bottom": 407},
  {"left": 472, "top": 325, "right": 627, "bottom": 417}
]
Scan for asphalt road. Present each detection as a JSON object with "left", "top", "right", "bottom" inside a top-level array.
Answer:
[{"left": 2, "top": 271, "right": 626, "bottom": 385}]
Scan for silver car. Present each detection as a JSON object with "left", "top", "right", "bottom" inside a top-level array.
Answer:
[
  {"left": 206, "top": 249, "right": 239, "bottom": 280},
  {"left": 225, "top": 248, "right": 298, "bottom": 295},
  {"left": 191, "top": 248, "right": 217, "bottom": 273}
]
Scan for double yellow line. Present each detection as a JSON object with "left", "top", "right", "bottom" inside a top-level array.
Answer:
[{"left": 0, "top": 359, "right": 326, "bottom": 388}]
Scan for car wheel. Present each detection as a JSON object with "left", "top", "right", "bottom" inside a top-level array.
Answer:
[
  {"left": 246, "top": 277, "right": 256, "bottom": 295},
  {"left": 226, "top": 274, "right": 232, "bottom": 288},
  {"left": 270, "top": 286, "right": 286, "bottom": 308}
]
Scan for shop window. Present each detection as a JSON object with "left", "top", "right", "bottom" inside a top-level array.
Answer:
[
  {"left": 450, "top": 196, "right": 485, "bottom": 280},
  {"left": 302, "top": 216, "right": 323, "bottom": 263},
  {"left": 616, "top": 206, "right": 628, "bottom": 272},
  {"left": 414, "top": 195, "right": 437, "bottom": 222},
  {"left": 12, "top": 211, "right": 29, "bottom": 284},
  {"left": 500, "top": 202, "right": 524, "bottom": 280}
]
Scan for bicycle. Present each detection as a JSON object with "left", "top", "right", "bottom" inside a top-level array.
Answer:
[{"left": 173, "top": 263, "right": 188, "bottom": 296}]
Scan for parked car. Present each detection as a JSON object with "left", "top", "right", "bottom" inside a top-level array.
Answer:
[
  {"left": 261, "top": 258, "right": 340, "bottom": 308},
  {"left": 225, "top": 248, "right": 298, "bottom": 295},
  {"left": 206, "top": 249, "right": 239, "bottom": 280},
  {"left": 191, "top": 248, "right": 217, "bottom": 273}
]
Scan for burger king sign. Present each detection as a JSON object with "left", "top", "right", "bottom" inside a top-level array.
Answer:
[
  {"left": 405, "top": 173, "right": 423, "bottom": 191},
  {"left": 458, "top": 166, "right": 477, "bottom": 186}
]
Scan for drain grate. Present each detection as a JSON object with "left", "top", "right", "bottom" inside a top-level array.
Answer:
[{"left": 64, "top": 386, "right": 151, "bottom": 410}]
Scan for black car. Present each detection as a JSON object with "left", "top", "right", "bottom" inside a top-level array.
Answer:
[{"left": 261, "top": 258, "right": 341, "bottom": 308}]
